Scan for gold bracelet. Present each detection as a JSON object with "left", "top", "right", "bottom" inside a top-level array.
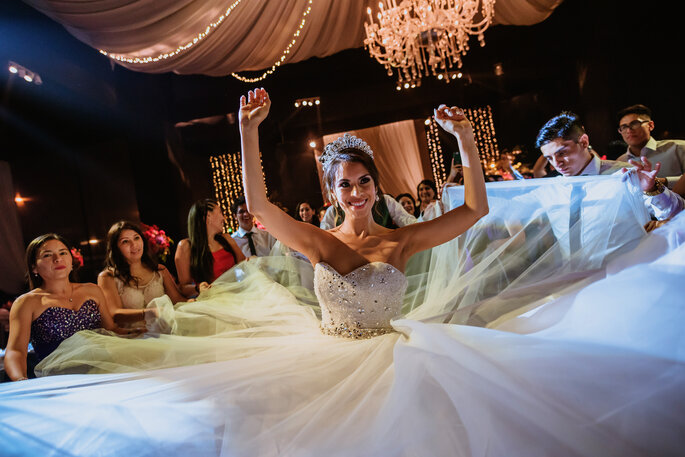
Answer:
[{"left": 644, "top": 179, "right": 665, "bottom": 196}]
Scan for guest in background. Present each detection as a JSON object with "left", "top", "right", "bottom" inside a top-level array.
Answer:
[
  {"left": 495, "top": 150, "right": 524, "bottom": 180},
  {"left": 5, "top": 234, "right": 128, "bottom": 381},
  {"left": 316, "top": 206, "right": 328, "bottom": 224},
  {"left": 175, "top": 199, "right": 245, "bottom": 297},
  {"left": 230, "top": 196, "right": 276, "bottom": 258},
  {"left": 296, "top": 201, "right": 319, "bottom": 226},
  {"left": 98, "top": 221, "right": 185, "bottom": 327},
  {"left": 536, "top": 111, "right": 683, "bottom": 219},
  {"left": 416, "top": 179, "right": 438, "bottom": 214},
  {"left": 616, "top": 104, "right": 685, "bottom": 187},
  {"left": 395, "top": 193, "right": 418, "bottom": 217}
]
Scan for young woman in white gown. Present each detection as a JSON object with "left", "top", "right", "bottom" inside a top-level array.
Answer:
[{"left": 1, "top": 90, "right": 684, "bottom": 457}]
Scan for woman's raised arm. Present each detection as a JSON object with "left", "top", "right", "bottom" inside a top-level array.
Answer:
[
  {"left": 239, "top": 89, "right": 332, "bottom": 264},
  {"left": 400, "top": 105, "right": 489, "bottom": 257}
]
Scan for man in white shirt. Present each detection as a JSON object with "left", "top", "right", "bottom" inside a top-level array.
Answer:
[
  {"left": 230, "top": 196, "right": 276, "bottom": 257},
  {"left": 536, "top": 111, "right": 683, "bottom": 222},
  {"left": 615, "top": 104, "right": 685, "bottom": 188},
  {"left": 319, "top": 194, "right": 416, "bottom": 230}
]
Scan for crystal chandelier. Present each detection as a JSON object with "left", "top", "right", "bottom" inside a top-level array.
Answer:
[{"left": 364, "top": 0, "right": 496, "bottom": 88}]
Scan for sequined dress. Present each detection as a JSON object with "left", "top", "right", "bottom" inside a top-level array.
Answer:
[
  {"left": 315, "top": 262, "right": 406, "bottom": 338},
  {"left": 29, "top": 299, "right": 101, "bottom": 360}
]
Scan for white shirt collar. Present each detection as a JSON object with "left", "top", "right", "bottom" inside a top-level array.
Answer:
[
  {"left": 236, "top": 226, "right": 258, "bottom": 237},
  {"left": 579, "top": 154, "right": 602, "bottom": 176}
]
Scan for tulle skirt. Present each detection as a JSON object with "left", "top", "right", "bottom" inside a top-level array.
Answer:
[{"left": 2, "top": 176, "right": 684, "bottom": 457}]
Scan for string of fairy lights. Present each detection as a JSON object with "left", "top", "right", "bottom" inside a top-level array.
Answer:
[
  {"left": 99, "top": 0, "right": 245, "bottom": 64},
  {"left": 425, "top": 117, "right": 448, "bottom": 190},
  {"left": 98, "top": 0, "right": 313, "bottom": 84},
  {"left": 231, "top": 0, "right": 313, "bottom": 83},
  {"left": 209, "top": 152, "right": 266, "bottom": 233},
  {"left": 425, "top": 105, "right": 500, "bottom": 187}
]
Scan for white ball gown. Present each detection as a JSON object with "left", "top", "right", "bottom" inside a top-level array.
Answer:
[{"left": 1, "top": 175, "right": 684, "bottom": 457}]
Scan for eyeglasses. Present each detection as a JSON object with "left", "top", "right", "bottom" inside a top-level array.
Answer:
[{"left": 618, "top": 119, "right": 649, "bottom": 133}]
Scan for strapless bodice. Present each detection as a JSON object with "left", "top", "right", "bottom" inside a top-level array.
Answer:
[
  {"left": 30, "top": 299, "right": 102, "bottom": 360},
  {"left": 314, "top": 262, "right": 407, "bottom": 339}
]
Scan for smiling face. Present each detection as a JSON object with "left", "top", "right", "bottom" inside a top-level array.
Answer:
[
  {"left": 333, "top": 161, "right": 377, "bottom": 220},
  {"left": 234, "top": 204, "right": 254, "bottom": 231},
  {"left": 398, "top": 196, "right": 415, "bottom": 215},
  {"left": 298, "top": 202, "right": 314, "bottom": 222},
  {"left": 418, "top": 183, "right": 436, "bottom": 204},
  {"left": 117, "top": 229, "right": 144, "bottom": 264},
  {"left": 540, "top": 134, "right": 593, "bottom": 177},
  {"left": 33, "top": 239, "right": 73, "bottom": 283}
]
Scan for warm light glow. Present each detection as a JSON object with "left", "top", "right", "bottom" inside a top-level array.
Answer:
[
  {"left": 364, "top": 0, "right": 495, "bottom": 86},
  {"left": 14, "top": 194, "right": 25, "bottom": 205},
  {"left": 9, "top": 65, "right": 17, "bottom": 74},
  {"left": 309, "top": 141, "right": 317, "bottom": 148},
  {"left": 315, "top": 99, "right": 320, "bottom": 105},
  {"left": 100, "top": 0, "right": 244, "bottom": 65},
  {"left": 23, "top": 74, "right": 32, "bottom": 82},
  {"left": 88, "top": 239, "right": 99, "bottom": 245},
  {"left": 424, "top": 118, "right": 431, "bottom": 125},
  {"left": 437, "top": 74, "right": 444, "bottom": 80},
  {"left": 232, "top": 0, "right": 313, "bottom": 83},
  {"left": 294, "top": 102, "right": 300, "bottom": 107}
]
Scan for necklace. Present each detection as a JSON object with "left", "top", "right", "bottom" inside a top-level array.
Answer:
[{"left": 67, "top": 283, "right": 74, "bottom": 303}]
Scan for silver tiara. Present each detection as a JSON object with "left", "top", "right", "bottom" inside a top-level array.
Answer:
[{"left": 319, "top": 133, "right": 374, "bottom": 166}]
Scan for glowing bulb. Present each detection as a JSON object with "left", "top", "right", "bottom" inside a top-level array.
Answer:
[
  {"left": 294, "top": 102, "right": 300, "bottom": 107},
  {"left": 437, "top": 74, "right": 443, "bottom": 80},
  {"left": 424, "top": 118, "right": 431, "bottom": 125},
  {"left": 309, "top": 141, "right": 317, "bottom": 148},
  {"left": 9, "top": 65, "right": 18, "bottom": 74},
  {"left": 404, "top": 83, "right": 410, "bottom": 88},
  {"left": 24, "top": 74, "right": 33, "bottom": 82},
  {"left": 457, "top": 72, "right": 463, "bottom": 78},
  {"left": 88, "top": 238, "right": 99, "bottom": 245},
  {"left": 315, "top": 99, "right": 320, "bottom": 105}
]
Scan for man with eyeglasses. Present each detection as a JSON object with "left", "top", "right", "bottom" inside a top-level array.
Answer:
[{"left": 616, "top": 104, "right": 685, "bottom": 189}]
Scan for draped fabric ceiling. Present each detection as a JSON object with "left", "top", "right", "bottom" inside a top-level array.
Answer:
[{"left": 23, "top": 0, "right": 564, "bottom": 76}]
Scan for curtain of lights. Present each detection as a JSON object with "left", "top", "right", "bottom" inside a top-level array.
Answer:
[
  {"left": 425, "top": 105, "right": 500, "bottom": 188},
  {"left": 210, "top": 153, "right": 243, "bottom": 233},
  {"left": 210, "top": 152, "right": 267, "bottom": 233}
]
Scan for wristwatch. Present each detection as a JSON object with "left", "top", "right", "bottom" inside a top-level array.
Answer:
[{"left": 644, "top": 179, "right": 665, "bottom": 196}]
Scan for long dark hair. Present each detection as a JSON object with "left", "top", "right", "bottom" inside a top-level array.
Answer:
[
  {"left": 416, "top": 179, "right": 438, "bottom": 203},
  {"left": 104, "top": 221, "right": 158, "bottom": 287},
  {"left": 188, "top": 198, "right": 237, "bottom": 283},
  {"left": 296, "top": 201, "right": 319, "bottom": 226},
  {"left": 395, "top": 192, "right": 419, "bottom": 218},
  {"left": 25, "top": 233, "right": 77, "bottom": 290}
]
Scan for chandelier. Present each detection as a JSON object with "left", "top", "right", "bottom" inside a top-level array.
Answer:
[{"left": 364, "top": 0, "right": 496, "bottom": 88}]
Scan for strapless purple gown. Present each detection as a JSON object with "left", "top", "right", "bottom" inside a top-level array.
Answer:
[{"left": 30, "top": 299, "right": 102, "bottom": 360}]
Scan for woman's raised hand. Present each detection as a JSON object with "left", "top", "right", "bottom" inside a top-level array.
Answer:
[
  {"left": 434, "top": 105, "right": 473, "bottom": 138},
  {"left": 239, "top": 88, "right": 271, "bottom": 130}
]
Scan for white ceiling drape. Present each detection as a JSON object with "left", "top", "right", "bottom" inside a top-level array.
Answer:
[{"left": 23, "top": 0, "right": 564, "bottom": 76}]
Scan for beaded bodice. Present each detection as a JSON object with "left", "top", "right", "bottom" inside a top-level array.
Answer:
[
  {"left": 314, "top": 262, "right": 407, "bottom": 339},
  {"left": 30, "top": 300, "right": 101, "bottom": 360}
]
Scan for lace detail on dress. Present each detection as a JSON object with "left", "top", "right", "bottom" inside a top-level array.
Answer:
[
  {"left": 115, "top": 271, "right": 165, "bottom": 309},
  {"left": 314, "top": 262, "right": 407, "bottom": 339}
]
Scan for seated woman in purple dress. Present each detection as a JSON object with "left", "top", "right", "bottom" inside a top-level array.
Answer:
[{"left": 4, "top": 234, "right": 129, "bottom": 381}]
